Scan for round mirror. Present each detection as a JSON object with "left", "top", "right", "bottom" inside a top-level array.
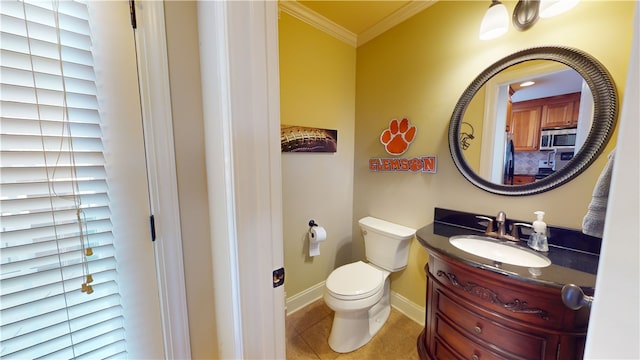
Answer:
[{"left": 449, "top": 46, "right": 617, "bottom": 196}]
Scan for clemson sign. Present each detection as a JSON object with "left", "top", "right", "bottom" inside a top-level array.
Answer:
[
  {"left": 370, "top": 117, "right": 437, "bottom": 173},
  {"left": 369, "top": 157, "right": 437, "bottom": 173}
]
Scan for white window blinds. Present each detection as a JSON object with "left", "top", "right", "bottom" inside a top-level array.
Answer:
[{"left": 1, "top": 1, "right": 126, "bottom": 358}]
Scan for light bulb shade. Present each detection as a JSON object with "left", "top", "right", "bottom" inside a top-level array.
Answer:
[
  {"left": 539, "top": 0, "right": 579, "bottom": 18},
  {"left": 479, "top": 1, "right": 510, "bottom": 40}
]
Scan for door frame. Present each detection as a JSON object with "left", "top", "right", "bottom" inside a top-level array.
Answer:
[
  {"left": 137, "top": 0, "right": 286, "bottom": 358},
  {"left": 196, "top": 1, "right": 286, "bottom": 358},
  {"left": 133, "top": 1, "right": 192, "bottom": 358}
]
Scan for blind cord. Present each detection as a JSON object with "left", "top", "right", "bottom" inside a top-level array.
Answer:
[
  {"left": 21, "top": 2, "right": 75, "bottom": 357},
  {"left": 49, "top": 0, "right": 94, "bottom": 294},
  {"left": 22, "top": 0, "right": 92, "bottom": 356}
]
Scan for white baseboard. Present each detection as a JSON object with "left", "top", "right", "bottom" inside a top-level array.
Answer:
[
  {"left": 390, "top": 291, "right": 425, "bottom": 327},
  {"left": 285, "top": 281, "right": 425, "bottom": 327},
  {"left": 285, "top": 281, "right": 325, "bottom": 315}
]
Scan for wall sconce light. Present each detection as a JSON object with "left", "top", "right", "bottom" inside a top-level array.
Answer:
[
  {"left": 479, "top": 0, "right": 510, "bottom": 40},
  {"left": 480, "top": 0, "right": 580, "bottom": 40},
  {"left": 539, "top": 0, "right": 580, "bottom": 18}
]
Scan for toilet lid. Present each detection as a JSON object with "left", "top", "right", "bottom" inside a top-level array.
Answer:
[{"left": 326, "top": 261, "right": 384, "bottom": 300}]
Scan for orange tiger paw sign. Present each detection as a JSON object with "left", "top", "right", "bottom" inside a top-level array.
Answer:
[{"left": 380, "top": 118, "right": 417, "bottom": 155}]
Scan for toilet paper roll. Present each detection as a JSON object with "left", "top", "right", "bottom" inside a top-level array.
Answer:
[{"left": 309, "top": 226, "right": 326, "bottom": 257}]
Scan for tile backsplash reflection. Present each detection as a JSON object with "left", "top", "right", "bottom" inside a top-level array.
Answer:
[{"left": 514, "top": 151, "right": 550, "bottom": 175}]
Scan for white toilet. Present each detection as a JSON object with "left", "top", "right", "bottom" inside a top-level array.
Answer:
[{"left": 324, "top": 216, "right": 416, "bottom": 353}]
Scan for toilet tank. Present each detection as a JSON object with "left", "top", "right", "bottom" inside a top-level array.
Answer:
[{"left": 359, "top": 216, "right": 416, "bottom": 272}]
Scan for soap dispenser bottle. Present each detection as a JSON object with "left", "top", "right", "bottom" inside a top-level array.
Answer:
[{"left": 528, "top": 211, "right": 549, "bottom": 252}]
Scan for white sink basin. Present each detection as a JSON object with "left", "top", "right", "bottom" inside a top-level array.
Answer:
[{"left": 449, "top": 235, "right": 551, "bottom": 268}]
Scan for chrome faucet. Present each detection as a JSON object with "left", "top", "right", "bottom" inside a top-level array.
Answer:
[
  {"left": 495, "top": 211, "right": 507, "bottom": 238},
  {"left": 477, "top": 211, "right": 518, "bottom": 242}
]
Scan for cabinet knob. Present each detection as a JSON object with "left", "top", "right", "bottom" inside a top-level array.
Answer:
[
  {"left": 471, "top": 354, "right": 480, "bottom": 360},
  {"left": 562, "top": 283, "right": 593, "bottom": 310},
  {"left": 474, "top": 325, "right": 482, "bottom": 334}
]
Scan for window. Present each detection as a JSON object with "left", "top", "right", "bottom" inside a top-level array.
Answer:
[{"left": 1, "top": 1, "right": 126, "bottom": 358}]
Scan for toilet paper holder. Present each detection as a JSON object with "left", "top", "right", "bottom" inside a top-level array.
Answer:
[{"left": 307, "top": 219, "right": 326, "bottom": 257}]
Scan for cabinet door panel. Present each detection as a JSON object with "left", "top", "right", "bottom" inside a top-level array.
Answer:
[
  {"left": 511, "top": 105, "right": 541, "bottom": 151},
  {"left": 542, "top": 102, "right": 574, "bottom": 128},
  {"left": 541, "top": 93, "right": 581, "bottom": 129}
]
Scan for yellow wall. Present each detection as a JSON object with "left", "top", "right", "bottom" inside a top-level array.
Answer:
[
  {"left": 354, "top": 1, "right": 634, "bottom": 307},
  {"left": 279, "top": 13, "right": 357, "bottom": 299}
]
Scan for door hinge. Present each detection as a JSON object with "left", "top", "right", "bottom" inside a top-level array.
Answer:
[
  {"left": 149, "top": 214, "right": 156, "bottom": 242},
  {"left": 129, "top": 0, "right": 137, "bottom": 29},
  {"left": 273, "top": 267, "right": 285, "bottom": 288}
]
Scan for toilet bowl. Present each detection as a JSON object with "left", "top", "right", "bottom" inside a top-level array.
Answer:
[
  {"left": 323, "top": 217, "right": 416, "bottom": 353},
  {"left": 324, "top": 261, "right": 391, "bottom": 353}
]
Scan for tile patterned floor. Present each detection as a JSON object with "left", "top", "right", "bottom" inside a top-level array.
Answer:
[{"left": 286, "top": 299, "right": 422, "bottom": 359}]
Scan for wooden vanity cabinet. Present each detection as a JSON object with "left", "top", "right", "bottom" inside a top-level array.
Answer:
[{"left": 418, "top": 252, "right": 590, "bottom": 360}]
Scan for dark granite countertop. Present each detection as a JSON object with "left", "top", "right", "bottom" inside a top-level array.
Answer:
[{"left": 416, "top": 221, "right": 598, "bottom": 296}]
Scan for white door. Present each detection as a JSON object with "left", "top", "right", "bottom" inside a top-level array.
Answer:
[
  {"left": 0, "top": 1, "right": 164, "bottom": 358},
  {"left": 87, "top": 2, "right": 166, "bottom": 358}
]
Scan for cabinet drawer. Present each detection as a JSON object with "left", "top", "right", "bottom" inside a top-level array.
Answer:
[
  {"left": 430, "top": 256, "right": 567, "bottom": 329},
  {"left": 434, "top": 339, "right": 460, "bottom": 360},
  {"left": 437, "top": 290, "right": 545, "bottom": 359},
  {"left": 435, "top": 316, "right": 504, "bottom": 360}
]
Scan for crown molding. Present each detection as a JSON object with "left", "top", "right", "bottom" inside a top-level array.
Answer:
[
  {"left": 279, "top": 0, "right": 357, "bottom": 47},
  {"left": 358, "top": 1, "right": 437, "bottom": 47},
  {"left": 279, "top": 1, "right": 437, "bottom": 48}
]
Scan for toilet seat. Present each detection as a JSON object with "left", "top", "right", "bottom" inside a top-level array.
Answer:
[{"left": 326, "top": 261, "right": 384, "bottom": 301}]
